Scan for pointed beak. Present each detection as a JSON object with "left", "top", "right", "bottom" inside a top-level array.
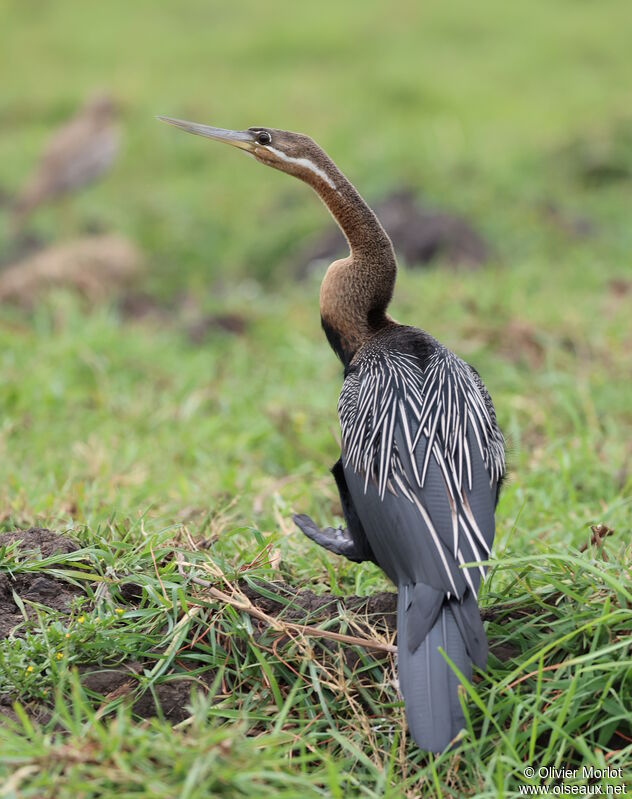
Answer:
[{"left": 157, "top": 116, "right": 256, "bottom": 152}]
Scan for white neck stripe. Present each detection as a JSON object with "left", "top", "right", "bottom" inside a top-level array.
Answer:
[{"left": 266, "top": 146, "right": 337, "bottom": 190}]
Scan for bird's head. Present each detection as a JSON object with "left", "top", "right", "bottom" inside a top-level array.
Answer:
[
  {"left": 86, "top": 92, "right": 119, "bottom": 119},
  {"left": 158, "top": 117, "right": 339, "bottom": 192}
]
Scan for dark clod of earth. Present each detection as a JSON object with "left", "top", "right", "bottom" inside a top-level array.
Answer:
[
  {"left": 294, "top": 188, "right": 490, "bottom": 279},
  {"left": 119, "top": 291, "right": 248, "bottom": 343},
  {"left": 0, "top": 528, "right": 199, "bottom": 725},
  {"left": 0, "top": 528, "right": 80, "bottom": 638}
]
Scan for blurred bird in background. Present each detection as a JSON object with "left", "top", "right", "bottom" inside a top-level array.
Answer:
[{"left": 10, "top": 92, "right": 120, "bottom": 236}]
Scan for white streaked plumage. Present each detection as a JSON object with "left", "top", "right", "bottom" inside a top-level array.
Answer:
[{"left": 339, "top": 346, "right": 505, "bottom": 596}]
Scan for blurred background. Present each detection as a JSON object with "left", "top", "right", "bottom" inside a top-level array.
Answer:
[{"left": 0, "top": 0, "right": 630, "bottom": 547}]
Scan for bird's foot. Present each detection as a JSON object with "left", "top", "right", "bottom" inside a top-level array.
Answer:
[{"left": 292, "top": 514, "right": 364, "bottom": 562}]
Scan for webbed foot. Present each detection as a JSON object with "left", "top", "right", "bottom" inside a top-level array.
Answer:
[{"left": 292, "top": 513, "right": 366, "bottom": 562}]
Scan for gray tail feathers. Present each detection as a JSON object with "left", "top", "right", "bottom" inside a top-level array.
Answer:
[{"left": 397, "top": 583, "right": 487, "bottom": 752}]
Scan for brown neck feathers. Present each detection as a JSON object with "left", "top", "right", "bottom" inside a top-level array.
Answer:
[{"left": 297, "top": 154, "right": 397, "bottom": 366}]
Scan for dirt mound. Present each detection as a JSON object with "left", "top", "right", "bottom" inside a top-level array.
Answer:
[
  {"left": 119, "top": 292, "right": 248, "bottom": 344},
  {"left": 240, "top": 580, "right": 397, "bottom": 630},
  {"left": 0, "top": 529, "right": 203, "bottom": 723},
  {"left": 0, "top": 528, "right": 81, "bottom": 637},
  {"left": 0, "top": 234, "right": 143, "bottom": 308},
  {"left": 81, "top": 665, "right": 199, "bottom": 723},
  {"left": 295, "top": 188, "right": 490, "bottom": 278},
  {"left": 0, "top": 527, "right": 77, "bottom": 558}
]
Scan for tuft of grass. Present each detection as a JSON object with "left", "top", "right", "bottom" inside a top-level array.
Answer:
[{"left": 0, "top": 528, "right": 631, "bottom": 796}]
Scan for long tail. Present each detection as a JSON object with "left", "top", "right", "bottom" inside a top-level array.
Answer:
[{"left": 396, "top": 583, "right": 487, "bottom": 752}]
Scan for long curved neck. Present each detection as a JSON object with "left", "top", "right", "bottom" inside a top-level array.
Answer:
[{"left": 299, "top": 155, "right": 397, "bottom": 366}]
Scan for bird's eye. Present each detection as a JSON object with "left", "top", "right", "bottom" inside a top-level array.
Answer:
[{"left": 257, "top": 131, "right": 271, "bottom": 145}]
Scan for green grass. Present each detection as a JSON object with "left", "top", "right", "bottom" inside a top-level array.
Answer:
[{"left": 1, "top": 1, "right": 631, "bottom": 796}]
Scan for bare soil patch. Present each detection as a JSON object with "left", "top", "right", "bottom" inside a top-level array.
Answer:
[
  {"left": 0, "top": 528, "right": 81, "bottom": 637},
  {"left": 0, "top": 234, "right": 142, "bottom": 308}
]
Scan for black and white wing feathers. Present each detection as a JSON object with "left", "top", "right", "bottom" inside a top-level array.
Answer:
[{"left": 339, "top": 339, "right": 505, "bottom": 600}]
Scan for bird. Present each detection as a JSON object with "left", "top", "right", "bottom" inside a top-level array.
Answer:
[
  {"left": 11, "top": 92, "right": 120, "bottom": 233},
  {"left": 159, "top": 116, "right": 506, "bottom": 752}
]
